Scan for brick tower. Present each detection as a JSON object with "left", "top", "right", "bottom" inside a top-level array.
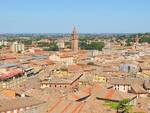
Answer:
[
  {"left": 134, "top": 35, "right": 139, "bottom": 43},
  {"left": 71, "top": 26, "right": 78, "bottom": 52}
]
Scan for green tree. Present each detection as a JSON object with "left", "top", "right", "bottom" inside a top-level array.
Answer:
[
  {"left": 65, "top": 42, "right": 71, "bottom": 48},
  {"left": 105, "top": 99, "right": 132, "bottom": 113},
  {"left": 90, "top": 42, "right": 105, "bottom": 51},
  {"left": 79, "top": 36, "right": 90, "bottom": 41},
  {"left": 37, "top": 42, "right": 51, "bottom": 47},
  {"left": 116, "top": 99, "right": 132, "bottom": 113},
  {"left": 79, "top": 42, "right": 105, "bottom": 51},
  {"left": 44, "top": 43, "right": 59, "bottom": 51},
  {"left": 125, "top": 38, "right": 133, "bottom": 46},
  {"left": 0, "top": 45, "right": 5, "bottom": 49},
  {"left": 21, "top": 40, "right": 32, "bottom": 45},
  {"left": 139, "top": 37, "right": 150, "bottom": 43}
]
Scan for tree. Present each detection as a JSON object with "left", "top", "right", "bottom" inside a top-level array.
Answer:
[
  {"left": 79, "top": 42, "right": 105, "bottom": 51},
  {"left": 50, "top": 43, "right": 59, "bottom": 51},
  {"left": 0, "top": 46, "right": 2, "bottom": 49},
  {"left": 21, "top": 40, "right": 32, "bottom": 45},
  {"left": 37, "top": 42, "right": 50, "bottom": 47},
  {"left": 0, "top": 45, "right": 5, "bottom": 49},
  {"left": 105, "top": 99, "right": 132, "bottom": 113},
  {"left": 44, "top": 43, "right": 59, "bottom": 51},
  {"left": 65, "top": 42, "right": 71, "bottom": 48},
  {"left": 139, "top": 37, "right": 150, "bottom": 43},
  {"left": 125, "top": 38, "right": 133, "bottom": 46},
  {"left": 116, "top": 99, "right": 132, "bottom": 113},
  {"left": 79, "top": 36, "right": 87, "bottom": 41}
]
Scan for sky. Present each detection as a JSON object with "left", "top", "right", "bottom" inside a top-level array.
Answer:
[{"left": 0, "top": 0, "right": 150, "bottom": 33}]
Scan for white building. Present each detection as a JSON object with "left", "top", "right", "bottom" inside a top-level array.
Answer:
[
  {"left": 49, "top": 53, "right": 74, "bottom": 66},
  {"left": 10, "top": 42, "right": 25, "bottom": 53},
  {"left": 57, "top": 39, "right": 65, "bottom": 49},
  {"left": 0, "top": 40, "right": 8, "bottom": 46}
]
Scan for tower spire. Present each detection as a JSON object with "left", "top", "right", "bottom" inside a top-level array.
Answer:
[{"left": 72, "top": 26, "right": 77, "bottom": 35}]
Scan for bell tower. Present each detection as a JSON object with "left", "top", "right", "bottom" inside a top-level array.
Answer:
[{"left": 71, "top": 26, "right": 78, "bottom": 52}]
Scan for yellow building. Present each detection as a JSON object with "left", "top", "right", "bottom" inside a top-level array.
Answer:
[{"left": 93, "top": 75, "right": 107, "bottom": 83}]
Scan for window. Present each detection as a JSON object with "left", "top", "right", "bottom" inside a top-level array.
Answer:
[
  {"left": 124, "top": 85, "right": 126, "bottom": 90},
  {"left": 128, "top": 66, "right": 131, "bottom": 73}
]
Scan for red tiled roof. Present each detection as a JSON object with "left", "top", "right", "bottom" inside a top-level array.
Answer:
[
  {"left": 105, "top": 90, "right": 115, "bottom": 99},
  {"left": 48, "top": 97, "right": 62, "bottom": 113},
  {"left": 60, "top": 102, "right": 72, "bottom": 113},
  {"left": 0, "top": 55, "right": 16, "bottom": 60},
  {"left": 71, "top": 102, "right": 82, "bottom": 113},
  {"left": 68, "top": 65, "right": 82, "bottom": 72},
  {"left": 34, "top": 49, "right": 48, "bottom": 55},
  {"left": 76, "top": 102, "right": 86, "bottom": 113},
  {"left": 0, "top": 69, "right": 23, "bottom": 80}
]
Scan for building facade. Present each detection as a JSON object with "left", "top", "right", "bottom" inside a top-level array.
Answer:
[
  {"left": 57, "top": 39, "right": 65, "bottom": 50},
  {"left": 10, "top": 42, "right": 25, "bottom": 53}
]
